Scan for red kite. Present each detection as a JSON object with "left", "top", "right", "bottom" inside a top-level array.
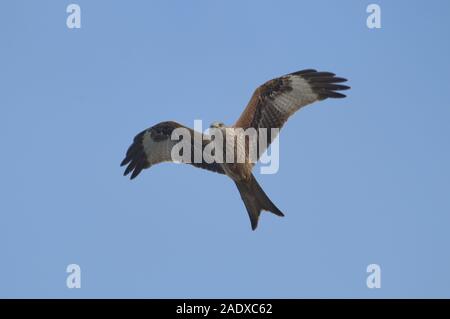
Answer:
[{"left": 121, "top": 69, "right": 350, "bottom": 230}]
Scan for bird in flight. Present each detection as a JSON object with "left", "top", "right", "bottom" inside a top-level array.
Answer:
[{"left": 121, "top": 69, "right": 350, "bottom": 230}]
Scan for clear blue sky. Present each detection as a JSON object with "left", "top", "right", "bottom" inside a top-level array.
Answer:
[{"left": 1, "top": 1, "right": 450, "bottom": 298}]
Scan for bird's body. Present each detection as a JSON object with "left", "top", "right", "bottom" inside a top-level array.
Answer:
[
  {"left": 121, "top": 69, "right": 350, "bottom": 230},
  {"left": 212, "top": 125, "right": 253, "bottom": 182}
]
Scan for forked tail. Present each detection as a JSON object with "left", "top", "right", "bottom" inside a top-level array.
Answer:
[{"left": 235, "top": 174, "right": 284, "bottom": 230}]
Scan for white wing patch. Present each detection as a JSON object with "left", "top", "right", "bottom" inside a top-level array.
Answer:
[
  {"left": 142, "top": 132, "right": 173, "bottom": 165},
  {"left": 271, "top": 75, "right": 319, "bottom": 116}
]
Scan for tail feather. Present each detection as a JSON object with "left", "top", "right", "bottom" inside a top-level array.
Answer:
[{"left": 235, "top": 174, "right": 284, "bottom": 230}]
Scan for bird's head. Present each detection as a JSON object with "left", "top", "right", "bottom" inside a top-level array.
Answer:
[{"left": 209, "top": 121, "right": 225, "bottom": 129}]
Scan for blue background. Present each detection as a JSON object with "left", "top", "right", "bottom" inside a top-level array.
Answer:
[{"left": 1, "top": 1, "right": 449, "bottom": 298}]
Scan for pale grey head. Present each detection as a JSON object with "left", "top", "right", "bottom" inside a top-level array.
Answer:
[{"left": 209, "top": 121, "right": 225, "bottom": 129}]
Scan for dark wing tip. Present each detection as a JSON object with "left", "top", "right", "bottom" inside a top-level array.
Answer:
[
  {"left": 290, "top": 69, "right": 317, "bottom": 76},
  {"left": 123, "top": 155, "right": 148, "bottom": 180},
  {"left": 121, "top": 130, "right": 151, "bottom": 180},
  {"left": 130, "top": 167, "right": 142, "bottom": 180},
  {"left": 293, "top": 69, "right": 350, "bottom": 100},
  {"left": 325, "top": 91, "right": 347, "bottom": 98},
  {"left": 123, "top": 163, "right": 134, "bottom": 176},
  {"left": 120, "top": 157, "right": 130, "bottom": 167}
]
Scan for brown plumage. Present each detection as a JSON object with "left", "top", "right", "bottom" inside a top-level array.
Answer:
[
  {"left": 121, "top": 69, "right": 350, "bottom": 230},
  {"left": 121, "top": 121, "right": 224, "bottom": 179}
]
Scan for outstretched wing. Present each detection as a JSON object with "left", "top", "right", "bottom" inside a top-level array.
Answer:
[
  {"left": 120, "top": 121, "right": 224, "bottom": 179},
  {"left": 234, "top": 69, "right": 350, "bottom": 157}
]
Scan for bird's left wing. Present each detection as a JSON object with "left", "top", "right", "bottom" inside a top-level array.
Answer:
[
  {"left": 233, "top": 69, "right": 350, "bottom": 159},
  {"left": 121, "top": 121, "right": 224, "bottom": 179}
]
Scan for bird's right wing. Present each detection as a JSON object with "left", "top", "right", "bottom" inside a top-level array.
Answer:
[{"left": 120, "top": 121, "right": 225, "bottom": 179}]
